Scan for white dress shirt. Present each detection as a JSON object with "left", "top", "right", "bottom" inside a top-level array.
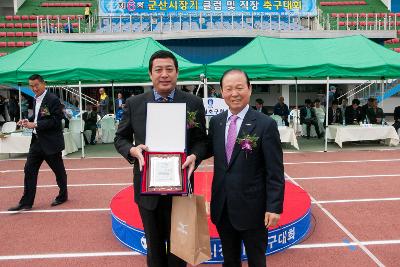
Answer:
[
  {"left": 33, "top": 90, "right": 47, "bottom": 133},
  {"left": 225, "top": 104, "right": 250, "bottom": 142}
]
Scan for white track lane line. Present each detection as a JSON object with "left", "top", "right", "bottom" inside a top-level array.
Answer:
[
  {"left": 1, "top": 240, "right": 400, "bottom": 260},
  {"left": 0, "top": 183, "right": 131, "bottom": 189},
  {"left": 312, "top": 197, "right": 400, "bottom": 204},
  {"left": 285, "top": 158, "right": 400, "bottom": 165},
  {"left": 0, "top": 167, "right": 132, "bottom": 173},
  {"left": 285, "top": 172, "right": 385, "bottom": 267},
  {"left": 293, "top": 174, "right": 400, "bottom": 180},
  {"left": 0, "top": 208, "right": 110, "bottom": 215}
]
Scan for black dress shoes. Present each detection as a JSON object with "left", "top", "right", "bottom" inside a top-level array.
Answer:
[
  {"left": 51, "top": 196, "right": 68, "bottom": 206},
  {"left": 8, "top": 204, "right": 32, "bottom": 211}
]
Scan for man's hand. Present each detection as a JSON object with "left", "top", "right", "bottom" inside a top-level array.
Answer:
[
  {"left": 264, "top": 212, "right": 280, "bottom": 228},
  {"left": 20, "top": 119, "right": 36, "bottom": 129},
  {"left": 129, "top": 144, "right": 148, "bottom": 171},
  {"left": 182, "top": 154, "right": 197, "bottom": 178}
]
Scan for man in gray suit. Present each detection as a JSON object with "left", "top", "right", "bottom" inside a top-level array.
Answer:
[
  {"left": 114, "top": 50, "right": 207, "bottom": 267},
  {"left": 207, "top": 69, "right": 285, "bottom": 267}
]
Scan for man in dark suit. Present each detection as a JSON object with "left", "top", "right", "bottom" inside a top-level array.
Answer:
[
  {"left": 366, "top": 98, "right": 385, "bottom": 124},
  {"left": 207, "top": 69, "right": 285, "bottom": 267},
  {"left": 328, "top": 100, "right": 343, "bottom": 125},
  {"left": 252, "top": 98, "right": 269, "bottom": 115},
  {"left": 114, "top": 50, "right": 207, "bottom": 267},
  {"left": 83, "top": 103, "right": 98, "bottom": 145},
  {"left": 300, "top": 99, "right": 322, "bottom": 139},
  {"left": 273, "top": 96, "right": 290, "bottom": 126},
  {"left": 393, "top": 106, "right": 400, "bottom": 132},
  {"left": 345, "top": 99, "right": 362, "bottom": 125},
  {"left": 8, "top": 74, "right": 68, "bottom": 211}
]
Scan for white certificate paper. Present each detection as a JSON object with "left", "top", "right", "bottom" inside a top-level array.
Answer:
[{"left": 149, "top": 156, "right": 181, "bottom": 187}]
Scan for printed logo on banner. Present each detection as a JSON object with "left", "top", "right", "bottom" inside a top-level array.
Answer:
[
  {"left": 203, "top": 98, "right": 229, "bottom": 117},
  {"left": 140, "top": 236, "right": 147, "bottom": 249},
  {"left": 99, "top": 0, "right": 317, "bottom": 16}
]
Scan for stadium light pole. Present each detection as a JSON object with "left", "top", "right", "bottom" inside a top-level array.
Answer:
[
  {"left": 79, "top": 81, "right": 85, "bottom": 158},
  {"left": 324, "top": 77, "right": 330, "bottom": 152}
]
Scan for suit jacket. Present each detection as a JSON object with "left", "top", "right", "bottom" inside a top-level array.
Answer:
[
  {"left": 29, "top": 91, "right": 64, "bottom": 155},
  {"left": 328, "top": 107, "right": 343, "bottom": 125},
  {"left": 366, "top": 107, "right": 385, "bottom": 124},
  {"left": 299, "top": 106, "right": 316, "bottom": 124},
  {"left": 114, "top": 90, "right": 207, "bottom": 210},
  {"left": 252, "top": 106, "right": 269, "bottom": 115},
  {"left": 394, "top": 106, "right": 400, "bottom": 122},
  {"left": 208, "top": 108, "right": 285, "bottom": 231},
  {"left": 345, "top": 106, "right": 362, "bottom": 124},
  {"left": 83, "top": 110, "right": 97, "bottom": 129},
  {"left": 98, "top": 95, "right": 110, "bottom": 117}
]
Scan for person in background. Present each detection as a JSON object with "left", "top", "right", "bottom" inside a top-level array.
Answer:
[
  {"left": 60, "top": 104, "right": 71, "bottom": 129},
  {"left": 340, "top": 97, "right": 348, "bottom": 117},
  {"left": 300, "top": 99, "right": 322, "bottom": 139},
  {"left": 393, "top": 105, "right": 400, "bottom": 132},
  {"left": 361, "top": 97, "right": 374, "bottom": 122},
  {"left": 366, "top": 98, "right": 385, "bottom": 124},
  {"left": 8, "top": 95, "right": 20, "bottom": 122},
  {"left": 273, "top": 96, "right": 289, "bottom": 126},
  {"left": 114, "top": 92, "right": 125, "bottom": 121},
  {"left": 21, "top": 94, "right": 29, "bottom": 119},
  {"left": 83, "top": 103, "right": 98, "bottom": 145},
  {"left": 253, "top": 98, "right": 268, "bottom": 115},
  {"left": 328, "top": 100, "right": 343, "bottom": 125},
  {"left": 209, "top": 86, "right": 221, "bottom": 98},
  {"left": 313, "top": 99, "right": 325, "bottom": 134},
  {"left": 345, "top": 99, "right": 362, "bottom": 125},
  {"left": 97, "top": 87, "right": 110, "bottom": 118}
]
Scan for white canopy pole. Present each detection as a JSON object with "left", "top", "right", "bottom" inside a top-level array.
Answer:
[
  {"left": 295, "top": 78, "right": 298, "bottom": 133},
  {"left": 18, "top": 83, "right": 22, "bottom": 120},
  {"left": 79, "top": 81, "right": 85, "bottom": 158},
  {"left": 380, "top": 78, "right": 384, "bottom": 109},
  {"left": 324, "top": 77, "right": 330, "bottom": 152},
  {"left": 112, "top": 80, "right": 115, "bottom": 115}
]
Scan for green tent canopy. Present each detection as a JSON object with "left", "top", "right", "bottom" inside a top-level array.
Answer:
[
  {"left": 0, "top": 38, "right": 205, "bottom": 85},
  {"left": 205, "top": 35, "right": 400, "bottom": 81}
]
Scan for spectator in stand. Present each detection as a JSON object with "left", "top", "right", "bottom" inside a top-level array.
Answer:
[
  {"left": 115, "top": 92, "right": 125, "bottom": 121},
  {"left": 393, "top": 106, "right": 400, "bottom": 132},
  {"left": 328, "top": 100, "right": 343, "bottom": 125},
  {"left": 273, "top": 96, "right": 289, "bottom": 126},
  {"left": 366, "top": 98, "right": 385, "bottom": 124},
  {"left": 64, "top": 23, "right": 74, "bottom": 33},
  {"left": 97, "top": 87, "right": 110, "bottom": 118},
  {"left": 71, "top": 95, "right": 79, "bottom": 107},
  {"left": 300, "top": 99, "right": 322, "bottom": 139},
  {"left": 8, "top": 95, "right": 20, "bottom": 122},
  {"left": 83, "top": 103, "right": 98, "bottom": 145},
  {"left": 21, "top": 94, "right": 29, "bottom": 119},
  {"left": 345, "top": 99, "right": 362, "bottom": 125},
  {"left": 84, "top": 6, "right": 92, "bottom": 24},
  {"left": 253, "top": 98, "right": 269, "bottom": 115}
]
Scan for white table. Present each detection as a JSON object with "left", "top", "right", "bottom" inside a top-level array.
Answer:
[
  {"left": 278, "top": 126, "right": 299, "bottom": 150},
  {"left": 326, "top": 124, "right": 400, "bottom": 148},
  {"left": 69, "top": 118, "right": 84, "bottom": 148},
  {"left": 0, "top": 131, "right": 78, "bottom": 156}
]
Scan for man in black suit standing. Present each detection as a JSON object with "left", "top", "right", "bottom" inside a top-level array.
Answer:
[
  {"left": 114, "top": 50, "right": 207, "bottom": 267},
  {"left": 207, "top": 69, "right": 285, "bottom": 267},
  {"left": 8, "top": 74, "right": 68, "bottom": 211},
  {"left": 393, "top": 105, "right": 400, "bottom": 132}
]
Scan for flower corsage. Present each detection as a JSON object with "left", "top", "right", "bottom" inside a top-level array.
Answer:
[
  {"left": 40, "top": 106, "right": 50, "bottom": 116},
  {"left": 236, "top": 133, "right": 259, "bottom": 158},
  {"left": 187, "top": 111, "right": 199, "bottom": 129}
]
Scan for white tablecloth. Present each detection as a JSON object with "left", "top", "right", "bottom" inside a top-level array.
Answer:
[
  {"left": 278, "top": 126, "right": 299, "bottom": 150},
  {"left": 326, "top": 124, "right": 400, "bottom": 148},
  {"left": 0, "top": 131, "right": 78, "bottom": 156},
  {"left": 69, "top": 118, "right": 84, "bottom": 148}
]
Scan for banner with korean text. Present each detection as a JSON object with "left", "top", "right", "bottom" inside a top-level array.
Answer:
[{"left": 99, "top": 0, "right": 317, "bottom": 16}]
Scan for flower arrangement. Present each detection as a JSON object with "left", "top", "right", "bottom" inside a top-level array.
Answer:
[{"left": 187, "top": 111, "right": 199, "bottom": 129}]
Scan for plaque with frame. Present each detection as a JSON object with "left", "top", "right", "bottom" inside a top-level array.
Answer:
[{"left": 141, "top": 103, "right": 188, "bottom": 195}]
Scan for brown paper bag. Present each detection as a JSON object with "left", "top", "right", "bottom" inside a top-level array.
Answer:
[{"left": 170, "top": 195, "right": 211, "bottom": 265}]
